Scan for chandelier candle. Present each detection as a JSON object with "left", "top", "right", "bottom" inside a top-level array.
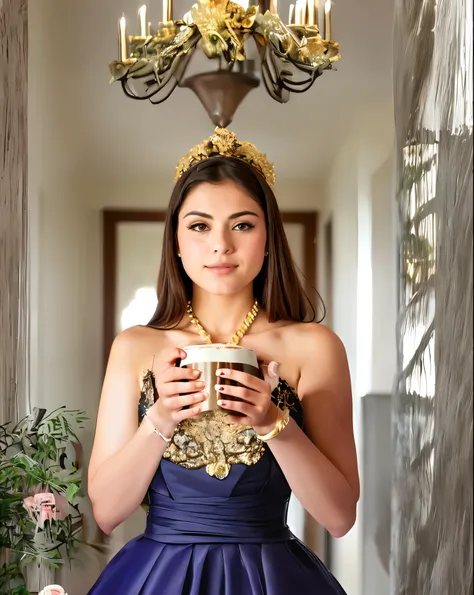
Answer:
[
  {"left": 308, "top": 0, "right": 314, "bottom": 26},
  {"left": 324, "top": 0, "right": 331, "bottom": 40},
  {"left": 118, "top": 15, "right": 127, "bottom": 62},
  {"left": 138, "top": 5, "right": 147, "bottom": 37},
  {"left": 163, "top": 0, "right": 173, "bottom": 22},
  {"left": 288, "top": 3, "right": 295, "bottom": 24}
]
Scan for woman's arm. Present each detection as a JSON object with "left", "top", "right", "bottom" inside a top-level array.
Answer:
[
  {"left": 88, "top": 329, "right": 169, "bottom": 535},
  {"left": 264, "top": 324, "right": 360, "bottom": 538},
  {"left": 216, "top": 323, "right": 359, "bottom": 538},
  {"left": 88, "top": 332, "right": 205, "bottom": 534}
]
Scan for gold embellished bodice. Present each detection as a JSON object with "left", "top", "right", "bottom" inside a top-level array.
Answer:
[{"left": 138, "top": 370, "right": 302, "bottom": 479}]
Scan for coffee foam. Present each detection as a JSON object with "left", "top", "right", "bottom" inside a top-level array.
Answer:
[{"left": 180, "top": 344, "right": 258, "bottom": 368}]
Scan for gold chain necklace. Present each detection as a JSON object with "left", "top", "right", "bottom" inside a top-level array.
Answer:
[{"left": 186, "top": 300, "right": 259, "bottom": 346}]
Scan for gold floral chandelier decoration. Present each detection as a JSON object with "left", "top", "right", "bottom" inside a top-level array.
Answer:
[{"left": 110, "top": 0, "right": 340, "bottom": 126}]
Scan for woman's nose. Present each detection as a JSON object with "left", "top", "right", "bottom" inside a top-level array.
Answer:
[{"left": 211, "top": 228, "right": 234, "bottom": 254}]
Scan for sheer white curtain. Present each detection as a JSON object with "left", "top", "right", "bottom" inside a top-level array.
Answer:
[{"left": 392, "top": 0, "right": 473, "bottom": 593}]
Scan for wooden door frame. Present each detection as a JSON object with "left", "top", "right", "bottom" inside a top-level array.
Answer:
[{"left": 103, "top": 208, "right": 318, "bottom": 369}]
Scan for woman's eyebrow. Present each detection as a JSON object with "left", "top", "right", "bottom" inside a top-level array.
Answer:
[{"left": 183, "top": 210, "right": 260, "bottom": 219}]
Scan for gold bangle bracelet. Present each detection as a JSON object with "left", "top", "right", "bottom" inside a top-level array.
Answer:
[
  {"left": 256, "top": 407, "right": 290, "bottom": 442},
  {"left": 144, "top": 412, "right": 173, "bottom": 443}
]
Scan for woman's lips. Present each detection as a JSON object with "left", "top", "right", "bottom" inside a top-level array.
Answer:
[{"left": 205, "top": 264, "right": 237, "bottom": 275}]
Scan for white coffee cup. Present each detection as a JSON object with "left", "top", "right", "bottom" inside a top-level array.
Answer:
[{"left": 178, "top": 344, "right": 261, "bottom": 414}]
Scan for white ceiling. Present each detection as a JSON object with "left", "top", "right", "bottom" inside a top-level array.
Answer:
[{"left": 32, "top": 0, "right": 394, "bottom": 183}]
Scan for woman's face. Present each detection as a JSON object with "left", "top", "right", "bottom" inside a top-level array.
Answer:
[{"left": 177, "top": 180, "right": 267, "bottom": 297}]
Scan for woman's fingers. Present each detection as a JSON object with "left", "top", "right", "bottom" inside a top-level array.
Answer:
[
  {"left": 161, "top": 365, "right": 201, "bottom": 383},
  {"left": 217, "top": 398, "right": 253, "bottom": 416},
  {"left": 174, "top": 405, "right": 205, "bottom": 423},
  {"left": 160, "top": 347, "right": 187, "bottom": 369},
  {"left": 159, "top": 379, "right": 206, "bottom": 397},
  {"left": 214, "top": 383, "right": 258, "bottom": 404},
  {"left": 162, "top": 391, "right": 208, "bottom": 411},
  {"left": 215, "top": 368, "right": 265, "bottom": 391}
]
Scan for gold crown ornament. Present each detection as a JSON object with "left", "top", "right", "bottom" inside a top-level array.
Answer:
[{"left": 175, "top": 128, "right": 276, "bottom": 186}]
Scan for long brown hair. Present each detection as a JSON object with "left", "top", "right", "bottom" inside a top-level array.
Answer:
[{"left": 147, "top": 156, "right": 324, "bottom": 328}]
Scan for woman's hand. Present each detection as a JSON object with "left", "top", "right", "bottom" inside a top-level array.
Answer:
[
  {"left": 215, "top": 361, "right": 281, "bottom": 434},
  {"left": 147, "top": 348, "right": 207, "bottom": 438}
]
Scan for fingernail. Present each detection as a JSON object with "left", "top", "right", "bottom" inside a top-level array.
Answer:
[
  {"left": 217, "top": 400, "right": 225, "bottom": 407},
  {"left": 214, "top": 384, "right": 225, "bottom": 392},
  {"left": 216, "top": 369, "right": 227, "bottom": 376},
  {"left": 192, "top": 369, "right": 201, "bottom": 378},
  {"left": 196, "top": 380, "right": 205, "bottom": 387}
]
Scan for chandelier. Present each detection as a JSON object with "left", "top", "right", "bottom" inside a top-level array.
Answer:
[{"left": 109, "top": 0, "right": 340, "bottom": 127}]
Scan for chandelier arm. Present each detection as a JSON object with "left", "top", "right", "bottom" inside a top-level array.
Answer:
[
  {"left": 147, "top": 77, "right": 180, "bottom": 104},
  {"left": 261, "top": 42, "right": 327, "bottom": 94},
  {"left": 268, "top": 38, "right": 336, "bottom": 74},
  {"left": 260, "top": 64, "right": 286, "bottom": 102},
  {"left": 260, "top": 62, "right": 284, "bottom": 102},
  {"left": 172, "top": 48, "right": 197, "bottom": 80},
  {"left": 256, "top": 41, "right": 288, "bottom": 103},
  {"left": 148, "top": 52, "right": 195, "bottom": 104},
  {"left": 121, "top": 78, "right": 155, "bottom": 100},
  {"left": 278, "top": 70, "right": 322, "bottom": 94},
  {"left": 120, "top": 45, "right": 197, "bottom": 103},
  {"left": 287, "top": 58, "right": 329, "bottom": 75},
  {"left": 271, "top": 50, "right": 331, "bottom": 74},
  {"left": 120, "top": 60, "right": 177, "bottom": 99},
  {"left": 277, "top": 68, "right": 322, "bottom": 89}
]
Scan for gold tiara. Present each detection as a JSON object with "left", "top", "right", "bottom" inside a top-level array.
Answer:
[{"left": 175, "top": 128, "right": 276, "bottom": 186}]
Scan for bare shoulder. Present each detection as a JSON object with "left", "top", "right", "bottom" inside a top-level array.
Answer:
[
  {"left": 281, "top": 322, "right": 347, "bottom": 359},
  {"left": 280, "top": 322, "right": 349, "bottom": 388},
  {"left": 108, "top": 325, "right": 170, "bottom": 368}
]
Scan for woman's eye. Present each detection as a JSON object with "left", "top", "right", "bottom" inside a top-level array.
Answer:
[
  {"left": 188, "top": 222, "right": 254, "bottom": 232},
  {"left": 188, "top": 223, "right": 208, "bottom": 232},
  {"left": 233, "top": 222, "right": 254, "bottom": 231}
]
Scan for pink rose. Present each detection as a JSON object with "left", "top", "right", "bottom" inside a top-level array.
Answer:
[{"left": 23, "top": 492, "right": 70, "bottom": 529}]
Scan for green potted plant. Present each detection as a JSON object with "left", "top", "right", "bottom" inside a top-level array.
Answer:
[{"left": 0, "top": 407, "right": 86, "bottom": 595}]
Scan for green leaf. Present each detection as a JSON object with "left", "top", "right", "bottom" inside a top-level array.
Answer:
[{"left": 66, "top": 483, "right": 80, "bottom": 504}]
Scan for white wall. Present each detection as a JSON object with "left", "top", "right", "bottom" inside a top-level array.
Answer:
[{"left": 317, "top": 100, "right": 396, "bottom": 595}]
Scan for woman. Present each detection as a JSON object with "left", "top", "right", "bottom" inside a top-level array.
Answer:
[{"left": 88, "top": 128, "right": 359, "bottom": 594}]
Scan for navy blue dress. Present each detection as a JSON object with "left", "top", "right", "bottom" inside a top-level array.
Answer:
[{"left": 88, "top": 376, "right": 346, "bottom": 595}]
